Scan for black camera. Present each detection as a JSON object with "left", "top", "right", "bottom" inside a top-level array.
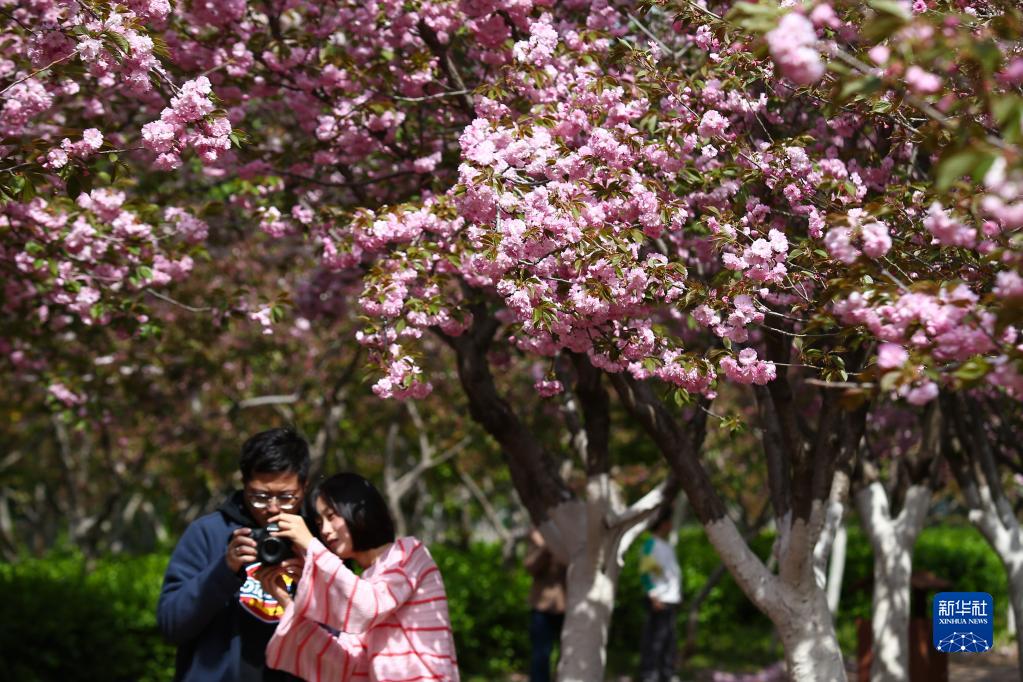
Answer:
[{"left": 250, "top": 523, "right": 293, "bottom": 565}]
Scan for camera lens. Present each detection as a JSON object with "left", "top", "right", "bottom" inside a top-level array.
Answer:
[
  {"left": 256, "top": 523, "right": 293, "bottom": 565},
  {"left": 261, "top": 537, "right": 285, "bottom": 562}
]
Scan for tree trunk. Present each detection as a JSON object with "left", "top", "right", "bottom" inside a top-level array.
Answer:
[
  {"left": 827, "top": 523, "right": 847, "bottom": 615},
  {"left": 774, "top": 582, "right": 848, "bottom": 681},
  {"left": 814, "top": 470, "right": 850, "bottom": 615},
  {"left": 1008, "top": 560, "right": 1023, "bottom": 672},
  {"left": 867, "top": 538, "right": 913, "bottom": 682},
  {"left": 856, "top": 482, "right": 931, "bottom": 682},
  {"left": 611, "top": 373, "right": 851, "bottom": 682},
  {"left": 703, "top": 514, "right": 847, "bottom": 682},
  {"left": 446, "top": 319, "right": 662, "bottom": 682},
  {"left": 559, "top": 546, "right": 616, "bottom": 682},
  {"left": 968, "top": 504, "right": 1023, "bottom": 669},
  {"left": 943, "top": 394, "right": 1021, "bottom": 673},
  {"left": 542, "top": 484, "right": 660, "bottom": 682}
]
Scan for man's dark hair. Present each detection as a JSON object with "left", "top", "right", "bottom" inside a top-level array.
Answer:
[
  {"left": 239, "top": 427, "right": 311, "bottom": 483},
  {"left": 314, "top": 473, "right": 396, "bottom": 551}
]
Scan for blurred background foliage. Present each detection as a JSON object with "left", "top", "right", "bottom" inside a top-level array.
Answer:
[{"left": 0, "top": 523, "right": 1008, "bottom": 680}]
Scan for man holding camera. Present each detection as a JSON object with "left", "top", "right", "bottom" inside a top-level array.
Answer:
[{"left": 157, "top": 427, "right": 310, "bottom": 681}]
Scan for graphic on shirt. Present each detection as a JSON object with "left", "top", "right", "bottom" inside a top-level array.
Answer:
[
  {"left": 239, "top": 562, "right": 293, "bottom": 623},
  {"left": 639, "top": 538, "right": 662, "bottom": 591},
  {"left": 639, "top": 535, "right": 682, "bottom": 604}
]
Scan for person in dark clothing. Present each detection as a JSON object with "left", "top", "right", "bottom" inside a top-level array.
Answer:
[
  {"left": 157, "top": 427, "right": 311, "bottom": 681},
  {"left": 637, "top": 507, "right": 682, "bottom": 682},
  {"left": 524, "top": 527, "right": 566, "bottom": 682}
]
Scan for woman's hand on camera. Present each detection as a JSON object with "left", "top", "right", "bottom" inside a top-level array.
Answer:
[
  {"left": 256, "top": 564, "right": 294, "bottom": 608},
  {"left": 278, "top": 556, "right": 305, "bottom": 577},
  {"left": 269, "top": 512, "right": 315, "bottom": 555}
]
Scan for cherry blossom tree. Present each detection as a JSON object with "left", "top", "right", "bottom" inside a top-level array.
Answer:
[{"left": 4, "top": 0, "right": 1023, "bottom": 679}]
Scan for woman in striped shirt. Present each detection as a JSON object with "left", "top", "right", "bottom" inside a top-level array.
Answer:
[{"left": 257, "top": 473, "right": 459, "bottom": 682}]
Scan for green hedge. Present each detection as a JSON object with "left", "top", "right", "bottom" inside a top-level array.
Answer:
[
  {"left": 609, "top": 523, "right": 1012, "bottom": 675},
  {"left": 835, "top": 523, "right": 1010, "bottom": 654},
  {"left": 432, "top": 544, "right": 531, "bottom": 677},
  {"left": 0, "top": 543, "right": 530, "bottom": 682},
  {"left": 0, "top": 524, "right": 1011, "bottom": 680},
  {"left": 0, "top": 553, "right": 174, "bottom": 681}
]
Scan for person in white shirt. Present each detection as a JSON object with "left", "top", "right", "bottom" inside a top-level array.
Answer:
[{"left": 638, "top": 506, "right": 682, "bottom": 682}]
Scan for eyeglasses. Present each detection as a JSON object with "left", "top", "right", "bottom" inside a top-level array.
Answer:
[{"left": 246, "top": 491, "right": 301, "bottom": 510}]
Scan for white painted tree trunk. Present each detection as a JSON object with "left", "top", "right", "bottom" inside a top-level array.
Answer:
[
  {"left": 1008, "top": 591, "right": 1016, "bottom": 637},
  {"left": 703, "top": 513, "right": 847, "bottom": 682},
  {"left": 813, "top": 470, "right": 850, "bottom": 616},
  {"left": 542, "top": 480, "right": 669, "bottom": 682},
  {"left": 827, "top": 523, "right": 847, "bottom": 615},
  {"left": 1007, "top": 562, "right": 1023, "bottom": 671},
  {"left": 856, "top": 483, "right": 931, "bottom": 682},
  {"left": 558, "top": 558, "right": 616, "bottom": 682},
  {"left": 867, "top": 538, "right": 912, "bottom": 682},
  {"left": 540, "top": 499, "right": 610, "bottom": 682},
  {"left": 967, "top": 500, "right": 1023, "bottom": 672},
  {"left": 775, "top": 583, "right": 848, "bottom": 682},
  {"left": 813, "top": 494, "right": 847, "bottom": 615}
]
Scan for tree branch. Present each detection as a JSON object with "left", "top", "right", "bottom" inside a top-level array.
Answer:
[
  {"left": 445, "top": 305, "right": 570, "bottom": 523},
  {"left": 609, "top": 373, "right": 726, "bottom": 524},
  {"left": 571, "top": 352, "right": 611, "bottom": 478},
  {"left": 752, "top": 384, "right": 792, "bottom": 522},
  {"left": 416, "top": 20, "right": 475, "bottom": 117},
  {"left": 235, "top": 393, "right": 300, "bottom": 409}
]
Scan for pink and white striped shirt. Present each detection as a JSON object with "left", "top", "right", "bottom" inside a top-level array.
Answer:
[{"left": 266, "top": 536, "right": 459, "bottom": 682}]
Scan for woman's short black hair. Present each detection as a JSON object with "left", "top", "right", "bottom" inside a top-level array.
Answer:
[
  {"left": 239, "top": 427, "right": 311, "bottom": 484},
  {"left": 313, "top": 473, "right": 396, "bottom": 551}
]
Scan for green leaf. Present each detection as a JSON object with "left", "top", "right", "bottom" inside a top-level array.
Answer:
[
  {"left": 151, "top": 34, "right": 171, "bottom": 59},
  {"left": 66, "top": 173, "right": 82, "bottom": 199},
  {"left": 971, "top": 40, "right": 1002, "bottom": 76},
  {"left": 724, "top": 2, "right": 783, "bottom": 33},
  {"left": 106, "top": 31, "right": 132, "bottom": 56},
  {"left": 992, "top": 96, "right": 1023, "bottom": 144},
  {"left": 867, "top": 0, "right": 911, "bottom": 19},
  {"left": 871, "top": 98, "right": 893, "bottom": 114},
  {"left": 672, "top": 388, "right": 692, "bottom": 407},
  {"left": 19, "top": 176, "right": 36, "bottom": 202},
  {"left": 730, "top": 1, "right": 783, "bottom": 16},
  {"left": 879, "top": 370, "right": 901, "bottom": 393},
  {"left": 861, "top": 15, "right": 905, "bottom": 42},
  {"left": 955, "top": 357, "right": 991, "bottom": 383},
  {"left": 836, "top": 76, "right": 882, "bottom": 104},
  {"left": 935, "top": 148, "right": 996, "bottom": 190}
]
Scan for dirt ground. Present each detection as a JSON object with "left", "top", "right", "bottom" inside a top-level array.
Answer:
[
  {"left": 672, "top": 645, "right": 1021, "bottom": 682},
  {"left": 947, "top": 645, "right": 1018, "bottom": 681},
  {"left": 598, "top": 646, "right": 1021, "bottom": 681}
]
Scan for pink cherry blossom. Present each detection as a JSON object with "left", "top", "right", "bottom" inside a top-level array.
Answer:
[
  {"left": 905, "top": 65, "right": 942, "bottom": 94},
  {"left": 765, "top": 13, "right": 824, "bottom": 85},
  {"left": 877, "top": 343, "right": 909, "bottom": 369}
]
